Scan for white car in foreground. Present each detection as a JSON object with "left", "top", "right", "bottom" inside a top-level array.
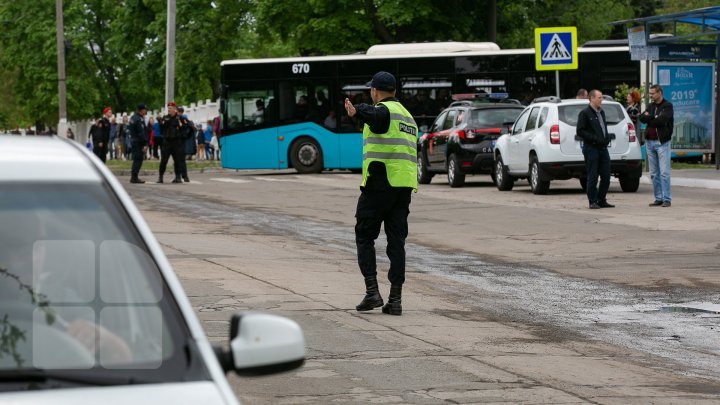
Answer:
[
  {"left": 493, "top": 97, "right": 643, "bottom": 194},
  {"left": 0, "top": 135, "right": 305, "bottom": 404}
]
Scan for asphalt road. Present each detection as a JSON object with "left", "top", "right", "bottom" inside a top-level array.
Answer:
[{"left": 125, "top": 169, "right": 720, "bottom": 404}]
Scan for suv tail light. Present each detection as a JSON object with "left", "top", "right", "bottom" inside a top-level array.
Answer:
[
  {"left": 456, "top": 130, "right": 465, "bottom": 139},
  {"left": 466, "top": 129, "right": 476, "bottom": 139},
  {"left": 627, "top": 122, "right": 636, "bottom": 142},
  {"left": 549, "top": 124, "right": 560, "bottom": 144}
]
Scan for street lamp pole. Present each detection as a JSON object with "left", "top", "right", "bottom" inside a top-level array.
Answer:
[
  {"left": 55, "top": 0, "right": 67, "bottom": 137},
  {"left": 165, "top": 0, "right": 176, "bottom": 106}
]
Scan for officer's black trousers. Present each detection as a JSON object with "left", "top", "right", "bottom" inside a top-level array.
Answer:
[
  {"left": 93, "top": 146, "right": 107, "bottom": 163},
  {"left": 355, "top": 176, "right": 412, "bottom": 286},
  {"left": 159, "top": 139, "right": 186, "bottom": 177},
  {"left": 131, "top": 143, "right": 144, "bottom": 176}
]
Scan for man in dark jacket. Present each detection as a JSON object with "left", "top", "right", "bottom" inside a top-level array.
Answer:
[
  {"left": 178, "top": 107, "right": 193, "bottom": 182},
  {"left": 89, "top": 106, "right": 112, "bottom": 163},
  {"left": 576, "top": 90, "right": 614, "bottom": 209},
  {"left": 129, "top": 104, "right": 148, "bottom": 184},
  {"left": 158, "top": 102, "right": 188, "bottom": 184},
  {"left": 639, "top": 84, "right": 674, "bottom": 207},
  {"left": 88, "top": 118, "right": 107, "bottom": 162}
]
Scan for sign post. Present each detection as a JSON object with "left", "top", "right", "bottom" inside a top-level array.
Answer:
[{"left": 535, "top": 27, "right": 578, "bottom": 98}]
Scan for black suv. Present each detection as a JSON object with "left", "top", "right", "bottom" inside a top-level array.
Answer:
[{"left": 417, "top": 100, "right": 524, "bottom": 187}]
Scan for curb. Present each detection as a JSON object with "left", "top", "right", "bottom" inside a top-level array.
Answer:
[{"left": 112, "top": 168, "right": 226, "bottom": 177}]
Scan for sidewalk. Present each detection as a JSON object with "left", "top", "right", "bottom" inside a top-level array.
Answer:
[{"left": 642, "top": 168, "right": 720, "bottom": 190}]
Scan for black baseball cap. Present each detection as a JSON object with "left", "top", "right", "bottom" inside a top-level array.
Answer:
[{"left": 366, "top": 71, "right": 396, "bottom": 91}]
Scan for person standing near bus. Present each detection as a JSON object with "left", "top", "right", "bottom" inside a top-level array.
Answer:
[
  {"left": 128, "top": 104, "right": 148, "bottom": 184},
  {"left": 158, "top": 102, "right": 187, "bottom": 184},
  {"left": 640, "top": 84, "right": 674, "bottom": 207},
  {"left": 343, "top": 71, "right": 418, "bottom": 316}
]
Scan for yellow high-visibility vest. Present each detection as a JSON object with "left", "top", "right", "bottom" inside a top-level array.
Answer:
[{"left": 361, "top": 101, "right": 418, "bottom": 191}]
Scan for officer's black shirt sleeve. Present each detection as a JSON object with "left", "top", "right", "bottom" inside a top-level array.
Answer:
[{"left": 353, "top": 97, "right": 396, "bottom": 134}]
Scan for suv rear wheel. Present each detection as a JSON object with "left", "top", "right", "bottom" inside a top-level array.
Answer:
[
  {"left": 619, "top": 174, "right": 640, "bottom": 192},
  {"left": 447, "top": 154, "right": 465, "bottom": 188},
  {"left": 495, "top": 155, "right": 514, "bottom": 191},
  {"left": 528, "top": 156, "right": 550, "bottom": 195}
]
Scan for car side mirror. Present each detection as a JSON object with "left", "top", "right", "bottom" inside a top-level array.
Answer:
[
  {"left": 214, "top": 313, "right": 305, "bottom": 376},
  {"left": 501, "top": 121, "right": 515, "bottom": 135}
]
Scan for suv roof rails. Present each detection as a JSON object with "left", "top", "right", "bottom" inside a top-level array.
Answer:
[
  {"left": 449, "top": 100, "right": 475, "bottom": 107},
  {"left": 602, "top": 95, "right": 615, "bottom": 101},
  {"left": 532, "top": 96, "right": 561, "bottom": 104}
]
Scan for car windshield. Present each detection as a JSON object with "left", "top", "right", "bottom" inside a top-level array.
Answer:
[
  {"left": 0, "top": 183, "right": 206, "bottom": 386},
  {"left": 469, "top": 108, "right": 522, "bottom": 128},
  {"left": 558, "top": 104, "right": 626, "bottom": 126}
]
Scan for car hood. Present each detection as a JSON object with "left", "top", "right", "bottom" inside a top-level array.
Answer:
[{"left": 0, "top": 381, "right": 234, "bottom": 405}]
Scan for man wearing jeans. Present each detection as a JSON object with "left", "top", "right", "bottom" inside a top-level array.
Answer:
[{"left": 640, "top": 84, "right": 674, "bottom": 207}]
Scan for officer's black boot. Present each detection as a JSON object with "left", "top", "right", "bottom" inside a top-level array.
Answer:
[
  {"left": 183, "top": 175, "right": 190, "bottom": 182},
  {"left": 355, "top": 276, "right": 383, "bottom": 311},
  {"left": 130, "top": 175, "right": 145, "bottom": 184},
  {"left": 157, "top": 174, "right": 163, "bottom": 184},
  {"left": 382, "top": 284, "right": 402, "bottom": 316},
  {"left": 171, "top": 174, "right": 183, "bottom": 183}
]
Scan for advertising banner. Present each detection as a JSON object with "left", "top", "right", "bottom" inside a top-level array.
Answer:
[{"left": 653, "top": 63, "right": 716, "bottom": 153}]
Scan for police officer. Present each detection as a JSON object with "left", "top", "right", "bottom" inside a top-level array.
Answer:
[
  {"left": 343, "top": 71, "right": 418, "bottom": 316},
  {"left": 158, "top": 102, "right": 188, "bottom": 184},
  {"left": 129, "top": 103, "right": 148, "bottom": 184}
]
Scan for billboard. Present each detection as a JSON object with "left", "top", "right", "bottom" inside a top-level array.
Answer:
[{"left": 653, "top": 63, "right": 716, "bottom": 153}]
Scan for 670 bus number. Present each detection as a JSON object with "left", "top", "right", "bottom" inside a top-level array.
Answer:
[{"left": 292, "top": 63, "right": 310, "bottom": 74}]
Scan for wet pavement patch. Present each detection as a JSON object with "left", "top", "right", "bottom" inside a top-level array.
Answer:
[{"left": 660, "top": 304, "right": 720, "bottom": 314}]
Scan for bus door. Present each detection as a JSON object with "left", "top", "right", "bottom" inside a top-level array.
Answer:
[
  {"left": 276, "top": 81, "right": 346, "bottom": 168},
  {"left": 339, "top": 80, "right": 371, "bottom": 169},
  {"left": 222, "top": 86, "right": 279, "bottom": 169}
]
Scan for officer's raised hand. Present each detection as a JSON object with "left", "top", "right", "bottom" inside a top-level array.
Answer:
[{"left": 344, "top": 98, "right": 356, "bottom": 117}]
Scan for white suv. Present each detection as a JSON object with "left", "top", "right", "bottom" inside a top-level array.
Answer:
[{"left": 493, "top": 97, "right": 643, "bottom": 194}]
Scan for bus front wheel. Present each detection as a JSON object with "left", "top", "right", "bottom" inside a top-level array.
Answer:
[{"left": 290, "top": 137, "right": 323, "bottom": 174}]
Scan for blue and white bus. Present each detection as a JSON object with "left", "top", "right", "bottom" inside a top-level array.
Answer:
[{"left": 219, "top": 42, "right": 639, "bottom": 173}]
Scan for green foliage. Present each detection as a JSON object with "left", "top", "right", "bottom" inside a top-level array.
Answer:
[{"left": 614, "top": 82, "right": 644, "bottom": 104}]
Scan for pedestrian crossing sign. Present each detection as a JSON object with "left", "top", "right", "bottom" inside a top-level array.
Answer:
[{"left": 535, "top": 27, "right": 578, "bottom": 71}]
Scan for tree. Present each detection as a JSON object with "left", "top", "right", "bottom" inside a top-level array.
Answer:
[
  {"left": 0, "top": 0, "right": 662, "bottom": 128},
  {"left": 252, "top": 0, "right": 489, "bottom": 56},
  {"left": 0, "top": 1, "right": 62, "bottom": 127}
]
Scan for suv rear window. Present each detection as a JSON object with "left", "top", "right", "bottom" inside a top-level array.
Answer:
[
  {"left": 558, "top": 104, "right": 625, "bottom": 126},
  {"left": 469, "top": 108, "right": 522, "bottom": 128}
]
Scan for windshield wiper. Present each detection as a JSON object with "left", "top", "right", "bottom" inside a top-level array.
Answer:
[{"left": 0, "top": 369, "right": 148, "bottom": 386}]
